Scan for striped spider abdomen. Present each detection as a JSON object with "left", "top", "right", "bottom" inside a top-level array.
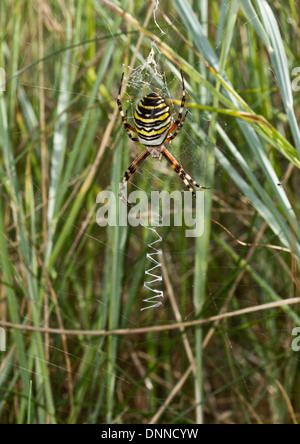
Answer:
[{"left": 134, "top": 93, "right": 171, "bottom": 146}]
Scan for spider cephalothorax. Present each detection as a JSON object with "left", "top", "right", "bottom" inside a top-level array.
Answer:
[{"left": 117, "top": 70, "right": 209, "bottom": 206}]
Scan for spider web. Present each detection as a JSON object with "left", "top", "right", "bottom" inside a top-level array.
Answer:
[
  {"left": 121, "top": 48, "right": 167, "bottom": 311},
  {"left": 119, "top": 45, "right": 211, "bottom": 311},
  {"left": 120, "top": 45, "right": 210, "bottom": 205}
]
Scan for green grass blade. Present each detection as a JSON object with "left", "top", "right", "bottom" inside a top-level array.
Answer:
[{"left": 46, "top": 13, "right": 73, "bottom": 262}]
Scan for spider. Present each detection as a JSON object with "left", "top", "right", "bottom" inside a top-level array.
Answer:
[{"left": 117, "top": 70, "right": 209, "bottom": 206}]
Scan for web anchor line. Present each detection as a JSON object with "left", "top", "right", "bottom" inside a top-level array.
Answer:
[{"left": 141, "top": 217, "right": 164, "bottom": 311}]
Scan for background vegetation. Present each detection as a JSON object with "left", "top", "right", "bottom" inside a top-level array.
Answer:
[{"left": 0, "top": 0, "right": 299, "bottom": 424}]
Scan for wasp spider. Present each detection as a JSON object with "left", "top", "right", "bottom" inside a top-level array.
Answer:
[{"left": 117, "top": 70, "right": 209, "bottom": 206}]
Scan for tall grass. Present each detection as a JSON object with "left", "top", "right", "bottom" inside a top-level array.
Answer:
[{"left": 0, "top": 0, "right": 299, "bottom": 424}]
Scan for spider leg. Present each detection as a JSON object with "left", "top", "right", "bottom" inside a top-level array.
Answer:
[
  {"left": 119, "top": 148, "right": 150, "bottom": 207},
  {"left": 165, "top": 70, "right": 187, "bottom": 143},
  {"left": 165, "top": 110, "right": 189, "bottom": 143},
  {"left": 161, "top": 147, "right": 209, "bottom": 196},
  {"left": 117, "top": 72, "right": 139, "bottom": 142}
]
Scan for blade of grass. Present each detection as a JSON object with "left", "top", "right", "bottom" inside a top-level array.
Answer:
[
  {"left": 242, "top": 0, "right": 300, "bottom": 158},
  {"left": 105, "top": 139, "right": 127, "bottom": 423},
  {"left": 0, "top": 194, "right": 30, "bottom": 422},
  {"left": 27, "top": 380, "right": 32, "bottom": 424},
  {"left": 45, "top": 12, "right": 72, "bottom": 263}
]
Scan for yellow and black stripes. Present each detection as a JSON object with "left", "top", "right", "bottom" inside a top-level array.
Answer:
[{"left": 134, "top": 93, "right": 171, "bottom": 146}]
